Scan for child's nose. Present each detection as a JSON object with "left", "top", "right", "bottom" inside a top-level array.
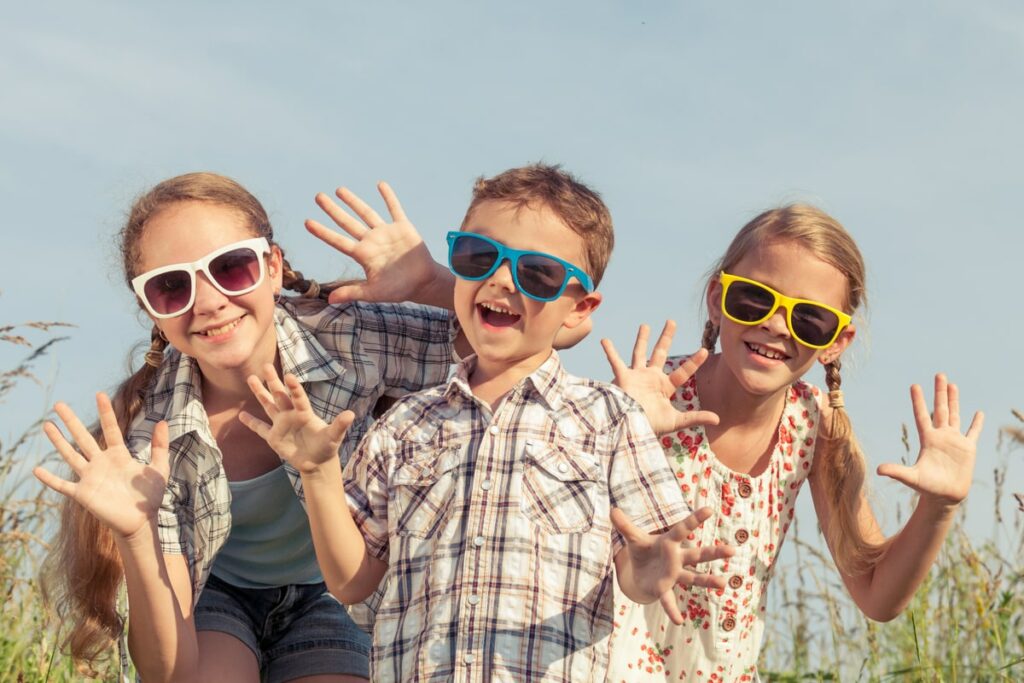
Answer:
[
  {"left": 192, "top": 272, "right": 230, "bottom": 314},
  {"left": 761, "top": 307, "right": 790, "bottom": 338},
  {"left": 486, "top": 260, "right": 517, "bottom": 292}
]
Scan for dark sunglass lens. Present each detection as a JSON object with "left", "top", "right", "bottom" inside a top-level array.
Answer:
[
  {"left": 209, "top": 248, "right": 261, "bottom": 292},
  {"left": 517, "top": 255, "right": 566, "bottom": 299},
  {"left": 791, "top": 304, "right": 840, "bottom": 346},
  {"left": 724, "top": 281, "right": 775, "bottom": 322},
  {"left": 450, "top": 236, "right": 499, "bottom": 278},
  {"left": 144, "top": 270, "right": 192, "bottom": 315}
]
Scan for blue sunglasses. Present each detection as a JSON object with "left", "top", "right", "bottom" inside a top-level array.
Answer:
[{"left": 446, "top": 231, "right": 594, "bottom": 302}]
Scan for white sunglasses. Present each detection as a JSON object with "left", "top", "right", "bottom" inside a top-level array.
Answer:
[{"left": 131, "top": 237, "right": 271, "bottom": 319}]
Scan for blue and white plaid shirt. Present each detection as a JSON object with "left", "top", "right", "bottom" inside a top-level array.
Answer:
[{"left": 345, "top": 351, "right": 690, "bottom": 683}]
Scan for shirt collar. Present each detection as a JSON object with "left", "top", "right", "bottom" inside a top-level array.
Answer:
[
  {"left": 273, "top": 303, "right": 346, "bottom": 383},
  {"left": 443, "top": 351, "right": 566, "bottom": 412}
]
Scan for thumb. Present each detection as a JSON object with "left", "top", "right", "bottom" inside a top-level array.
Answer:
[
  {"left": 327, "top": 410, "right": 356, "bottom": 442},
  {"left": 877, "top": 462, "right": 919, "bottom": 490},
  {"left": 150, "top": 421, "right": 171, "bottom": 480},
  {"left": 668, "top": 409, "right": 720, "bottom": 433},
  {"left": 611, "top": 507, "right": 647, "bottom": 547},
  {"left": 328, "top": 283, "right": 369, "bottom": 305}
]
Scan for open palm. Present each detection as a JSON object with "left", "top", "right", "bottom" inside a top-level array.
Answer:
[
  {"left": 241, "top": 364, "right": 355, "bottom": 474},
  {"left": 304, "top": 181, "right": 448, "bottom": 306},
  {"left": 603, "top": 321, "right": 719, "bottom": 436},
  {"left": 877, "top": 374, "right": 984, "bottom": 505},
  {"left": 34, "top": 394, "right": 169, "bottom": 539}
]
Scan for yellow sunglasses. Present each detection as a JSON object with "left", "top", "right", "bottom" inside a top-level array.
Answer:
[{"left": 719, "top": 272, "right": 852, "bottom": 349}]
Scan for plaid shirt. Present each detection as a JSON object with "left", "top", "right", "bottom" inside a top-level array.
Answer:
[
  {"left": 124, "top": 298, "right": 456, "bottom": 606},
  {"left": 344, "top": 351, "right": 690, "bottom": 683}
]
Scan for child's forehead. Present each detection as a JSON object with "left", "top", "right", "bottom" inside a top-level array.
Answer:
[{"left": 462, "top": 200, "right": 586, "bottom": 261}]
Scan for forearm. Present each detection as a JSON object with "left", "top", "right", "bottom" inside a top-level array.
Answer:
[
  {"left": 849, "top": 496, "right": 958, "bottom": 621},
  {"left": 114, "top": 521, "right": 198, "bottom": 683},
  {"left": 301, "top": 461, "right": 385, "bottom": 603}
]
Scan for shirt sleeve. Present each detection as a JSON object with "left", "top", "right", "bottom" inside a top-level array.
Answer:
[
  {"left": 607, "top": 400, "right": 690, "bottom": 555},
  {"left": 350, "top": 302, "right": 456, "bottom": 397},
  {"left": 343, "top": 421, "right": 395, "bottom": 562}
]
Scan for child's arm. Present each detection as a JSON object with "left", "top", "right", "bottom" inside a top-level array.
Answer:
[
  {"left": 305, "top": 182, "right": 589, "bottom": 352},
  {"left": 602, "top": 321, "right": 720, "bottom": 435},
  {"left": 240, "top": 365, "right": 387, "bottom": 604},
  {"left": 34, "top": 395, "right": 199, "bottom": 682},
  {"left": 612, "top": 507, "right": 734, "bottom": 623},
  {"left": 810, "top": 374, "right": 984, "bottom": 622}
]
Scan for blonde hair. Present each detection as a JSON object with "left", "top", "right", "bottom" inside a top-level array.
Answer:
[
  {"left": 41, "top": 172, "right": 333, "bottom": 671},
  {"left": 701, "top": 204, "right": 889, "bottom": 576},
  {"left": 464, "top": 163, "right": 614, "bottom": 286}
]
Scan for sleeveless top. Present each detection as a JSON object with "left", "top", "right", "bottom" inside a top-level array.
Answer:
[{"left": 609, "top": 357, "right": 824, "bottom": 683}]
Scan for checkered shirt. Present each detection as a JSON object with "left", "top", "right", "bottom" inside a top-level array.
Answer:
[
  {"left": 344, "top": 351, "right": 690, "bottom": 683},
  {"left": 124, "top": 298, "right": 456, "bottom": 606}
]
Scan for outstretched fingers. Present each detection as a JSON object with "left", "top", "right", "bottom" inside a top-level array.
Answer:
[
  {"left": 600, "top": 338, "right": 628, "bottom": 378},
  {"left": 336, "top": 186, "right": 386, "bottom": 229},
  {"left": 659, "top": 590, "right": 685, "bottom": 626},
  {"left": 261, "top": 364, "right": 294, "bottom": 411},
  {"left": 246, "top": 374, "right": 280, "bottom": 420},
  {"left": 610, "top": 508, "right": 648, "bottom": 547},
  {"left": 95, "top": 393, "right": 125, "bottom": 449},
  {"left": 666, "top": 347, "right": 709, "bottom": 389},
  {"left": 33, "top": 466, "right": 76, "bottom": 499},
  {"left": 630, "top": 324, "right": 652, "bottom": 368},
  {"left": 41, "top": 421, "right": 87, "bottom": 475},
  {"left": 376, "top": 181, "right": 408, "bottom": 223},
  {"left": 932, "top": 373, "right": 949, "bottom": 427},
  {"left": 53, "top": 401, "right": 100, "bottom": 458},
  {"left": 305, "top": 217, "right": 358, "bottom": 258},
  {"left": 665, "top": 506, "right": 714, "bottom": 544},
  {"left": 327, "top": 409, "right": 357, "bottom": 443},
  {"left": 647, "top": 320, "right": 677, "bottom": 371},
  {"left": 283, "top": 373, "right": 313, "bottom": 414}
]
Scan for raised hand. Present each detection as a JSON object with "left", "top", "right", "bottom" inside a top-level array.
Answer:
[
  {"left": 304, "top": 182, "right": 451, "bottom": 307},
  {"left": 602, "top": 321, "right": 719, "bottom": 436},
  {"left": 612, "top": 507, "right": 734, "bottom": 625},
  {"left": 876, "top": 374, "right": 984, "bottom": 506},
  {"left": 34, "top": 394, "right": 169, "bottom": 539},
  {"left": 240, "top": 364, "right": 355, "bottom": 474}
]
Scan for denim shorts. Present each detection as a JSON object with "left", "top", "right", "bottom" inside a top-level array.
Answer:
[{"left": 194, "top": 573, "right": 370, "bottom": 682}]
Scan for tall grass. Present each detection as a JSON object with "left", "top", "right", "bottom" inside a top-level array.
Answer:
[
  {"left": 760, "top": 412, "right": 1024, "bottom": 682},
  {"left": 0, "top": 319, "right": 122, "bottom": 681}
]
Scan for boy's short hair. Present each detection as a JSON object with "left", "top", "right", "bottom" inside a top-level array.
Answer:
[{"left": 463, "top": 163, "right": 614, "bottom": 286}]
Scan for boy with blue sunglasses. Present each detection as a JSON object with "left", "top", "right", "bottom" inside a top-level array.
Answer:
[{"left": 243, "top": 164, "right": 734, "bottom": 682}]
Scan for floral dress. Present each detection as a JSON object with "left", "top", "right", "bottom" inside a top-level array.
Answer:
[{"left": 609, "top": 357, "right": 824, "bottom": 683}]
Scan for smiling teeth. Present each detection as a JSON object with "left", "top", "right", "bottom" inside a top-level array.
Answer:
[
  {"left": 201, "top": 319, "right": 242, "bottom": 336},
  {"left": 480, "top": 302, "right": 515, "bottom": 315},
  {"left": 750, "top": 343, "right": 785, "bottom": 360}
]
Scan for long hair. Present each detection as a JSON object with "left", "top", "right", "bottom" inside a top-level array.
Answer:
[
  {"left": 40, "top": 172, "right": 332, "bottom": 670},
  {"left": 700, "top": 204, "right": 890, "bottom": 576}
]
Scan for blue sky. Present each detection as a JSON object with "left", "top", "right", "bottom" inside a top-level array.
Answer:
[{"left": 3, "top": 0, "right": 1022, "bottom": 589}]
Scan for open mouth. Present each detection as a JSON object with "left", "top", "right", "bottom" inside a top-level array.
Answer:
[
  {"left": 478, "top": 302, "right": 520, "bottom": 327},
  {"left": 745, "top": 341, "right": 789, "bottom": 361}
]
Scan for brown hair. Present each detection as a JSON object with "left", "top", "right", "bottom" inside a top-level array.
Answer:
[
  {"left": 41, "top": 172, "right": 331, "bottom": 670},
  {"left": 700, "top": 203, "right": 889, "bottom": 576},
  {"left": 463, "top": 163, "right": 614, "bottom": 286}
]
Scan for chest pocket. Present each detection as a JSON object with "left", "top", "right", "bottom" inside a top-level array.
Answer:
[
  {"left": 521, "top": 440, "right": 601, "bottom": 535},
  {"left": 390, "top": 443, "right": 461, "bottom": 539}
]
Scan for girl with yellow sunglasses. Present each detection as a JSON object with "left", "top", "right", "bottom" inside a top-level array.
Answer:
[{"left": 605, "top": 204, "right": 984, "bottom": 682}]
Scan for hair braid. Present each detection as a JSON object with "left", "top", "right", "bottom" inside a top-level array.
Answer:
[{"left": 701, "top": 320, "right": 719, "bottom": 351}]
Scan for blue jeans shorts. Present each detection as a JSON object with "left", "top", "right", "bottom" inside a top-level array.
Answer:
[{"left": 194, "top": 573, "right": 370, "bottom": 682}]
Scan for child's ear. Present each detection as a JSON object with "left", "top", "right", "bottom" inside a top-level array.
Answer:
[
  {"left": 818, "top": 324, "right": 856, "bottom": 365},
  {"left": 268, "top": 244, "right": 284, "bottom": 290},
  {"left": 706, "top": 280, "right": 723, "bottom": 326},
  {"left": 562, "top": 291, "right": 603, "bottom": 330}
]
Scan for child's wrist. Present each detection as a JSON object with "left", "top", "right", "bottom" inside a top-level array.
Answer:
[
  {"left": 916, "top": 492, "right": 962, "bottom": 518},
  {"left": 297, "top": 456, "right": 342, "bottom": 481}
]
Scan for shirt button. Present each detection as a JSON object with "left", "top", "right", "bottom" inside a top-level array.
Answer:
[
  {"left": 738, "top": 481, "right": 753, "bottom": 498},
  {"left": 467, "top": 594, "right": 480, "bottom": 605},
  {"left": 473, "top": 536, "right": 485, "bottom": 547},
  {"left": 557, "top": 462, "right": 569, "bottom": 474},
  {"left": 480, "top": 479, "right": 493, "bottom": 491},
  {"left": 525, "top": 440, "right": 536, "bottom": 453},
  {"left": 488, "top": 425, "right": 499, "bottom": 436},
  {"left": 734, "top": 528, "right": 749, "bottom": 544},
  {"left": 722, "top": 616, "right": 737, "bottom": 631},
  {"left": 464, "top": 653, "right": 476, "bottom": 664},
  {"left": 728, "top": 575, "right": 743, "bottom": 590}
]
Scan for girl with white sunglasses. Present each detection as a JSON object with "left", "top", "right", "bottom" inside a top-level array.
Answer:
[
  {"left": 32, "top": 172, "right": 471, "bottom": 682},
  {"left": 604, "top": 205, "right": 984, "bottom": 682}
]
